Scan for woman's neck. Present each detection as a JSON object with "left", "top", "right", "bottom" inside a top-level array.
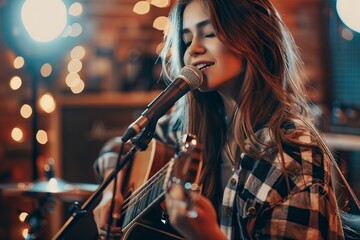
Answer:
[
  {"left": 218, "top": 92, "right": 236, "bottom": 123},
  {"left": 217, "top": 72, "right": 244, "bottom": 101}
]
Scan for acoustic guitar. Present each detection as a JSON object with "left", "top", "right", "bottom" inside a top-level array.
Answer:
[{"left": 110, "top": 134, "right": 203, "bottom": 240}]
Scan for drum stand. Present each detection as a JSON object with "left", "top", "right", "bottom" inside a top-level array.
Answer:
[{"left": 24, "top": 195, "right": 55, "bottom": 240}]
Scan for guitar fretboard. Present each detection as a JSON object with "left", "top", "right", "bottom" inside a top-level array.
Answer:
[
  {"left": 121, "top": 161, "right": 170, "bottom": 230},
  {"left": 121, "top": 139, "right": 202, "bottom": 233}
]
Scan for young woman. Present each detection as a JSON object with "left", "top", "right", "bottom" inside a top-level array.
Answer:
[{"left": 93, "top": 0, "right": 345, "bottom": 239}]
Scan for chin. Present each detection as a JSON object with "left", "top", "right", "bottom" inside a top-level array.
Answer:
[
  {"left": 197, "top": 86, "right": 211, "bottom": 93},
  {"left": 198, "top": 83, "right": 222, "bottom": 93}
]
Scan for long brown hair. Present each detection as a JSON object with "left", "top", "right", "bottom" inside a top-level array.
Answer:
[{"left": 160, "top": 0, "right": 328, "bottom": 201}]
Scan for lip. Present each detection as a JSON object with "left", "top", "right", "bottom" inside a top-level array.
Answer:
[
  {"left": 199, "top": 65, "right": 211, "bottom": 74},
  {"left": 192, "top": 61, "right": 214, "bottom": 72}
]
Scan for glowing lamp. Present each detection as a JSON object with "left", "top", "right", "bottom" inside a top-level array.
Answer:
[
  {"left": 21, "top": 0, "right": 67, "bottom": 42},
  {"left": 336, "top": 0, "right": 360, "bottom": 33}
]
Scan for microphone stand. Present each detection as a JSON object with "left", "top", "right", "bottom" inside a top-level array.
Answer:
[{"left": 51, "top": 121, "right": 157, "bottom": 240}]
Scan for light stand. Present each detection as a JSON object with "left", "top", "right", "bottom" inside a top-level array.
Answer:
[
  {"left": 20, "top": 0, "right": 67, "bottom": 181},
  {"left": 30, "top": 68, "right": 39, "bottom": 181}
]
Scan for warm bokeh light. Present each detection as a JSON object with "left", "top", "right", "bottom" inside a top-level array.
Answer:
[
  {"left": 153, "top": 16, "right": 168, "bottom": 31},
  {"left": 70, "top": 45, "right": 86, "bottom": 60},
  {"left": 151, "top": 0, "right": 170, "bottom": 8},
  {"left": 133, "top": 1, "right": 150, "bottom": 15},
  {"left": 70, "top": 23, "right": 83, "bottom": 37},
  {"left": 341, "top": 28, "right": 354, "bottom": 41},
  {"left": 9, "top": 76, "right": 22, "bottom": 90},
  {"left": 21, "top": 0, "right": 67, "bottom": 42},
  {"left": 36, "top": 129, "right": 48, "bottom": 144},
  {"left": 13, "top": 56, "right": 25, "bottom": 69},
  {"left": 336, "top": 0, "right": 360, "bottom": 33},
  {"left": 39, "top": 93, "right": 56, "bottom": 113},
  {"left": 11, "top": 127, "right": 23, "bottom": 142},
  {"left": 69, "top": 2, "right": 83, "bottom": 16},
  {"left": 67, "top": 59, "right": 83, "bottom": 73},
  {"left": 65, "top": 72, "right": 81, "bottom": 87},
  {"left": 68, "top": 77, "right": 82, "bottom": 88},
  {"left": 155, "top": 42, "right": 164, "bottom": 55},
  {"left": 40, "top": 63, "right": 52, "bottom": 77},
  {"left": 70, "top": 79, "right": 85, "bottom": 94},
  {"left": 163, "top": 20, "right": 171, "bottom": 36},
  {"left": 61, "top": 25, "right": 72, "bottom": 38},
  {"left": 20, "top": 104, "right": 33, "bottom": 118},
  {"left": 22, "top": 228, "right": 29, "bottom": 239},
  {"left": 19, "top": 212, "right": 28, "bottom": 222}
]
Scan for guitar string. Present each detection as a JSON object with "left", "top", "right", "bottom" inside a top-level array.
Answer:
[
  {"left": 118, "top": 165, "right": 170, "bottom": 227},
  {"left": 120, "top": 147, "right": 198, "bottom": 208},
  {"left": 117, "top": 149, "right": 201, "bottom": 228},
  {"left": 121, "top": 150, "right": 198, "bottom": 212},
  {"left": 121, "top": 172, "right": 168, "bottom": 225},
  {"left": 120, "top": 157, "right": 171, "bottom": 207},
  {"left": 121, "top": 168, "right": 166, "bottom": 212},
  {"left": 120, "top": 160, "right": 171, "bottom": 212},
  {"left": 119, "top": 157, "right": 186, "bottom": 225}
]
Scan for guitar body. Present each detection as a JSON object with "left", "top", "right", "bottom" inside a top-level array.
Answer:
[
  {"left": 121, "top": 205, "right": 183, "bottom": 240},
  {"left": 117, "top": 135, "right": 202, "bottom": 240},
  {"left": 121, "top": 139, "right": 175, "bottom": 195},
  {"left": 120, "top": 139, "right": 183, "bottom": 240},
  {"left": 122, "top": 222, "right": 183, "bottom": 240}
]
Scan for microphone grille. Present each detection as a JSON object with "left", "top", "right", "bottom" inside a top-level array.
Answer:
[{"left": 179, "top": 65, "right": 203, "bottom": 90}]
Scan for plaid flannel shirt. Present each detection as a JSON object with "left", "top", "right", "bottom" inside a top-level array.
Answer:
[
  {"left": 94, "top": 115, "right": 344, "bottom": 239},
  {"left": 219, "top": 126, "right": 344, "bottom": 240}
]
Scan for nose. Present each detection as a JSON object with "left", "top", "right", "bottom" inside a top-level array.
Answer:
[{"left": 187, "top": 38, "right": 205, "bottom": 57}]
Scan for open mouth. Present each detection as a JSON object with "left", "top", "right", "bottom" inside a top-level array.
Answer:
[{"left": 195, "top": 62, "right": 214, "bottom": 71}]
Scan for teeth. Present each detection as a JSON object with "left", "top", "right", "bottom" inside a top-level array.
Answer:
[{"left": 195, "top": 63, "right": 213, "bottom": 70}]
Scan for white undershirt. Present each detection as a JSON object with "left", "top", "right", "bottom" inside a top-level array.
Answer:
[{"left": 219, "top": 93, "right": 237, "bottom": 193}]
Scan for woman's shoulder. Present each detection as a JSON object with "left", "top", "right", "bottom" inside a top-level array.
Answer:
[
  {"left": 154, "top": 113, "right": 183, "bottom": 146},
  {"left": 238, "top": 152, "right": 330, "bottom": 208},
  {"left": 239, "top": 122, "right": 331, "bottom": 206},
  {"left": 252, "top": 120, "right": 326, "bottom": 170}
]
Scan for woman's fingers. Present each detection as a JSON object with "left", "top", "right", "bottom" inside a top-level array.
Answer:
[
  {"left": 93, "top": 190, "right": 124, "bottom": 237},
  {"left": 98, "top": 226, "right": 122, "bottom": 239},
  {"left": 165, "top": 188, "right": 223, "bottom": 240}
]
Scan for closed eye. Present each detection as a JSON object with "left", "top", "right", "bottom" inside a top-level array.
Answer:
[
  {"left": 204, "top": 33, "right": 216, "bottom": 38},
  {"left": 183, "top": 33, "right": 215, "bottom": 48}
]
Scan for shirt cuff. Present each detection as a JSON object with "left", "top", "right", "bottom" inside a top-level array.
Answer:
[{"left": 93, "top": 152, "right": 118, "bottom": 182}]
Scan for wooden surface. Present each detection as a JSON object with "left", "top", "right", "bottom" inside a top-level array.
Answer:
[{"left": 325, "top": 133, "right": 360, "bottom": 151}]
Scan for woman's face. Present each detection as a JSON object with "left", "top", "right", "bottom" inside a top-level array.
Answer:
[{"left": 182, "top": 0, "right": 244, "bottom": 96}]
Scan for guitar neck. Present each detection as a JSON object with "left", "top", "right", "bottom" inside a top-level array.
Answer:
[
  {"left": 121, "top": 161, "right": 170, "bottom": 231},
  {"left": 120, "top": 134, "right": 203, "bottom": 235}
]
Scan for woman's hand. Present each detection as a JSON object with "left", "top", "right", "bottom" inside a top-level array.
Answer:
[
  {"left": 93, "top": 169, "right": 124, "bottom": 239},
  {"left": 165, "top": 188, "right": 227, "bottom": 240}
]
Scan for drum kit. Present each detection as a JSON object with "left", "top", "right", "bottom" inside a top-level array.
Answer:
[
  {"left": 0, "top": 177, "right": 98, "bottom": 202},
  {"left": 0, "top": 160, "right": 99, "bottom": 239}
]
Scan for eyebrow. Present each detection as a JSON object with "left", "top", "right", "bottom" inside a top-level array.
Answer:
[{"left": 182, "top": 19, "right": 211, "bottom": 34}]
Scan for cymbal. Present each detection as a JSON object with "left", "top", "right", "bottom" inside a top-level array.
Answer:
[{"left": 0, "top": 178, "right": 99, "bottom": 202}]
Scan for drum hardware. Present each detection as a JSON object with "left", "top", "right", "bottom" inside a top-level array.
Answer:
[{"left": 0, "top": 160, "right": 98, "bottom": 239}]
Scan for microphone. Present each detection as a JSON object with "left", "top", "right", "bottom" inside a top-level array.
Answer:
[{"left": 122, "top": 65, "right": 203, "bottom": 142}]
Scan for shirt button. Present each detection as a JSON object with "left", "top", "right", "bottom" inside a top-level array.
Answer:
[
  {"left": 246, "top": 207, "right": 256, "bottom": 216},
  {"left": 230, "top": 178, "right": 237, "bottom": 186},
  {"left": 224, "top": 206, "right": 232, "bottom": 216}
]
